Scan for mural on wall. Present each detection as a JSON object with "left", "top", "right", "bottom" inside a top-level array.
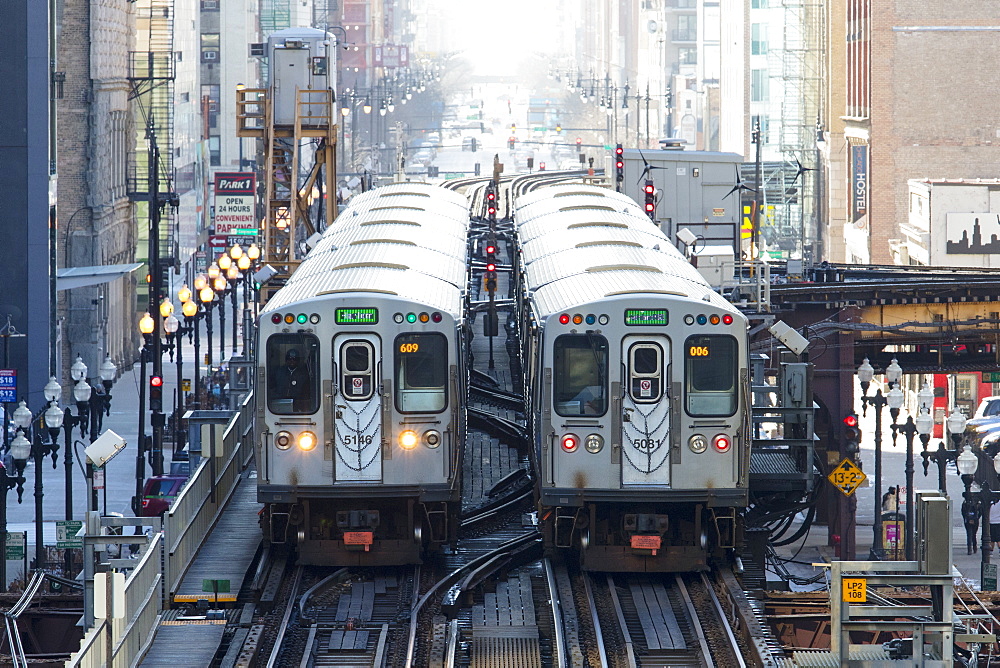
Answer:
[{"left": 946, "top": 213, "right": 1000, "bottom": 254}]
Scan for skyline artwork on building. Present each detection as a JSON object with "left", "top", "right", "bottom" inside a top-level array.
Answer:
[{"left": 946, "top": 212, "right": 1000, "bottom": 254}]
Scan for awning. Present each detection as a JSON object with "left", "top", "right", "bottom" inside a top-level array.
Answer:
[{"left": 56, "top": 263, "right": 144, "bottom": 291}]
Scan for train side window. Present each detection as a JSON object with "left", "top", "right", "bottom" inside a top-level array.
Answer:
[
  {"left": 628, "top": 343, "right": 663, "bottom": 403},
  {"left": 266, "top": 333, "right": 320, "bottom": 414},
  {"left": 340, "top": 341, "right": 375, "bottom": 401},
  {"left": 553, "top": 334, "right": 608, "bottom": 416},
  {"left": 684, "top": 335, "right": 737, "bottom": 417},
  {"left": 395, "top": 333, "right": 447, "bottom": 413}
]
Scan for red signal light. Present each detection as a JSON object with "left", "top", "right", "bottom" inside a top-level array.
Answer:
[
  {"left": 843, "top": 415, "right": 858, "bottom": 428},
  {"left": 485, "top": 244, "right": 496, "bottom": 255},
  {"left": 615, "top": 145, "right": 623, "bottom": 156},
  {"left": 644, "top": 184, "right": 655, "bottom": 195},
  {"left": 576, "top": 137, "right": 582, "bottom": 146},
  {"left": 150, "top": 375, "right": 163, "bottom": 388},
  {"left": 615, "top": 160, "right": 624, "bottom": 170},
  {"left": 645, "top": 202, "right": 655, "bottom": 212},
  {"left": 487, "top": 191, "right": 496, "bottom": 201},
  {"left": 486, "top": 262, "right": 496, "bottom": 272}
]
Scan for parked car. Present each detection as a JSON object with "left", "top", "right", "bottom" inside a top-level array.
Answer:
[
  {"left": 139, "top": 474, "right": 188, "bottom": 517},
  {"left": 974, "top": 396, "right": 1000, "bottom": 419}
]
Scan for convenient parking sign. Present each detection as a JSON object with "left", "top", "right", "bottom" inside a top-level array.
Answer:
[{"left": 0, "top": 370, "right": 16, "bottom": 403}]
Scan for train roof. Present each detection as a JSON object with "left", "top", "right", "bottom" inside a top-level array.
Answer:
[
  {"left": 513, "top": 183, "right": 739, "bottom": 318},
  {"left": 344, "top": 182, "right": 469, "bottom": 213},
  {"left": 513, "top": 183, "right": 636, "bottom": 211},
  {"left": 295, "top": 242, "right": 467, "bottom": 289},
  {"left": 261, "top": 184, "right": 470, "bottom": 316},
  {"left": 528, "top": 270, "right": 738, "bottom": 318},
  {"left": 260, "top": 266, "right": 464, "bottom": 317},
  {"left": 521, "top": 245, "right": 711, "bottom": 293}
]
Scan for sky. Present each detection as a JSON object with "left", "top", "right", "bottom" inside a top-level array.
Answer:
[{"left": 436, "top": 0, "right": 562, "bottom": 76}]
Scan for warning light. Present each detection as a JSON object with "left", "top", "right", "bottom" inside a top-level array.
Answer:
[
  {"left": 614, "top": 144, "right": 624, "bottom": 185},
  {"left": 486, "top": 262, "right": 496, "bottom": 272},
  {"left": 150, "top": 376, "right": 163, "bottom": 387},
  {"left": 149, "top": 375, "right": 163, "bottom": 412},
  {"left": 576, "top": 137, "right": 582, "bottom": 146}
]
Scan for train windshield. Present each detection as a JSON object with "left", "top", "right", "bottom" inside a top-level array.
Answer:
[
  {"left": 553, "top": 334, "right": 608, "bottom": 416},
  {"left": 684, "top": 334, "right": 737, "bottom": 417},
  {"left": 395, "top": 333, "right": 448, "bottom": 413},
  {"left": 266, "top": 334, "right": 320, "bottom": 414}
]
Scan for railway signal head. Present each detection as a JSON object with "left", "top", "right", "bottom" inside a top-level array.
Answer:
[
  {"left": 644, "top": 180, "right": 655, "bottom": 218},
  {"left": 844, "top": 413, "right": 861, "bottom": 454},
  {"left": 486, "top": 188, "right": 497, "bottom": 220},
  {"left": 615, "top": 144, "right": 624, "bottom": 183},
  {"left": 576, "top": 137, "right": 582, "bottom": 147},
  {"left": 539, "top": 161, "right": 546, "bottom": 171}
]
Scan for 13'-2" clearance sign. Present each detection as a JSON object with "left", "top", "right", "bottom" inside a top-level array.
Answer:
[{"left": 213, "top": 172, "right": 257, "bottom": 236}]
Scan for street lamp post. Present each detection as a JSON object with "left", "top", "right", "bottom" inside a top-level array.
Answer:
[
  {"left": 226, "top": 262, "right": 241, "bottom": 355},
  {"left": 213, "top": 274, "right": 229, "bottom": 369},
  {"left": 13, "top": 398, "right": 60, "bottom": 571},
  {"left": 891, "top": 415, "right": 919, "bottom": 560},
  {"left": 922, "top": 408, "right": 965, "bottom": 494},
  {"left": 199, "top": 285, "right": 216, "bottom": 406},
  {"left": 0, "top": 431, "right": 30, "bottom": 590},
  {"left": 857, "top": 357, "right": 903, "bottom": 558},
  {"left": 136, "top": 313, "right": 154, "bottom": 513},
  {"left": 957, "top": 443, "right": 1000, "bottom": 589}
]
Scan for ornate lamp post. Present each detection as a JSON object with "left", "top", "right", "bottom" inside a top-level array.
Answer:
[
  {"left": 13, "top": 395, "right": 60, "bottom": 571},
  {"left": 1, "top": 429, "right": 30, "bottom": 590},
  {"left": 923, "top": 408, "right": 967, "bottom": 494},
  {"left": 99, "top": 355, "right": 117, "bottom": 416},
  {"left": 199, "top": 284, "right": 216, "bottom": 405},
  {"left": 237, "top": 252, "right": 252, "bottom": 356},
  {"left": 891, "top": 414, "right": 919, "bottom": 560},
  {"left": 958, "top": 443, "right": 1000, "bottom": 589},
  {"left": 181, "top": 292, "right": 199, "bottom": 412},
  {"left": 858, "top": 357, "right": 903, "bottom": 558},
  {"left": 213, "top": 274, "right": 229, "bottom": 369},
  {"left": 135, "top": 312, "right": 154, "bottom": 512},
  {"left": 226, "top": 263, "right": 241, "bottom": 355}
]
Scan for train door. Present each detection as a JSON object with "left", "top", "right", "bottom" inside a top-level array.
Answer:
[
  {"left": 621, "top": 335, "right": 671, "bottom": 486},
  {"left": 271, "top": 46, "right": 310, "bottom": 125},
  {"left": 333, "top": 334, "right": 382, "bottom": 482}
]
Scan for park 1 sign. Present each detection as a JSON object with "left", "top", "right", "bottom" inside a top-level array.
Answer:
[{"left": 213, "top": 172, "right": 256, "bottom": 236}]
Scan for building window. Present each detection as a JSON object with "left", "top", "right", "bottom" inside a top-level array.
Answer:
[
  {"left": 678, "top": 47, "right": 697, "bottom": 65},
  {"left": 201, "top": 33, "right": 219, "bottom": 63},
  {"left": 751, "top": 24, "right": 768, "bottom": 55},
  {"left": 751, "top": 115, "right": 771, "bottom": 144},
  {"left": 751, "top": 69, "right": 769, "bottom": 102},
  {"left": 752, "top": 0, "right": 768, "bottom": 7}
]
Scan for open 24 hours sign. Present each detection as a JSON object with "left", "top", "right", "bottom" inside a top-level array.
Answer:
[{"left": 213, "top": 172, "right": 257, "bottom": 236}]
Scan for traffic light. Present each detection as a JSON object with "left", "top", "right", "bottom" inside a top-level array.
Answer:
[
  {"left": 614, "top": 144, "right": 624, "bottom": 186},
  {"left": 526, "top": 157, "right": 534, "bottom": 170},
  {"left": 485, "top": 242, "right": 496, "bottom": 270},
  {"left": 508, "top": 136, "right": 516, "bottom": 150},
  {"left": 149, "top": 375, "right": 163, "bottom": 412},
  {"left": 643, "top": 179, "right": 655, "bottom": 218},
  {"left": 576, "top": 137, "right": 582, "bottom": 148},
  {"left": 539, "top": 161, "right": 546, "bottom": 171},
  {"left": 844, "top": 414, "right": 861, "bottom": 455}
]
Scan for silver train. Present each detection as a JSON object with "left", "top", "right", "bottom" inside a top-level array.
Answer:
[
  {"left": 255, "top": 182, "right": 470, "bottom": 566},
  {"left": 513, "top": 183, "right": 750, "bottom": 572}
]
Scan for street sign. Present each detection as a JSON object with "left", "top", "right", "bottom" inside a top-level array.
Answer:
[
  {"left": 0, "top": 369, "right": 16, "bottom": 403},
  {"left": 842, "top": 578, "right": 867, "bottom": 603},
  {"left": 985, "top": 563, "right": 997, "bottom": 591},
  {"left": 56, "top": 520, "right": 84, "bottom": 549},
  {"left": 828, "top": 458, "right": 867, "bottom": 496},
  {"left": 5, "top": 532, "right": 24, "bottom": 560},
  {"left": 984, "top": 372, "right": 1000, "bottom": 383},
  {"left": 93, "top": 468, "right": 105, "bottom": 490},
  {"left": 182, "top": 379, "right": 191, "bottom": 392}
]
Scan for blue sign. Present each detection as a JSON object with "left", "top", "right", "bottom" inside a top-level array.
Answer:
[{"left": 0, "top": 370, "right": 15, "bottom": 402}]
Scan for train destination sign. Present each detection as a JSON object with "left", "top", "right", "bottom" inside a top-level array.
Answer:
[
  {"left": 335, "top": 307, "right": 378, "bottom": 325},
  {"left": 624, "top": 309, "right": 668, "bottom": 326},
  {"left": 213, "top": 171, "right": 257, "bottom": 236}
]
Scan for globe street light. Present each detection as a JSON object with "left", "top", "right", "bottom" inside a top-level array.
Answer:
[
  {"left": 200, "top": 285, "right": 216, "bottom": 405},
  {"left": 958, "top": 443, "right": 1000, "bottom": 589},
  {"left": 1, "top": 427, "right": 30, "bottom": 590},
  {"left": 226, "top": 263, "right": 241, "bottom": 355},
  {"left": 213, "top": 274, "right": 229, "bottom": 367}
]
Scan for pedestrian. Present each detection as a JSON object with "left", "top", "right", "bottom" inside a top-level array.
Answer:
[
  {"left": 962, "top": 496, "right": 981, "bottom": 554},
  {"left": 881, "top": 486, "right": 898, "bottom": 512},
  {"left": 990, "top": 499, "right": 1000, "bottom": 555}
]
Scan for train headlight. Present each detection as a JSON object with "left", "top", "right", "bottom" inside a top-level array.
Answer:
[
  {"left": 399, "top": 430, "right": 419, "bottom": 450},
  {"left": 275, "top": 431, "right": 293, "bottom": 450},
  {"left": 688, "top": 434, "right": 708, "bottom": 454},
  {"left": 561, "top": 433, "right": 579, "bottom": 453},
  {"left": 297, "top": 431, "right": 318, "bottom": 451},
  {"left": 423, "top": 429, "right": 441, "bottom": 448},
  {"left": 584, "top": 433, "right": 604, "bottom": 454},
  {"left": 712, "top": 434, "right": 732, "bottom": 453}
]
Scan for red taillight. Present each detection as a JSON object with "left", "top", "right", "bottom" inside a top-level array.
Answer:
[
  {"left": 142, "top": 499, "right": 150, "bottom": 507},
  {"left": 559, "top": 314, "right": 570, "bottom": 325},
  {"left": 722, "top": 314, "right": 734, "bottom": 325},
  {"left": 712, "top": 434, "right": 732, "bottom": 453},
  {"left": 431, "top": 312, "right": 442, "bottom": 323},
  {"left": 561, "top": 434, "right": 579, "bottom": 452},
  {"left": 271, "top": 314, "right": 282, "bottom": 324}
]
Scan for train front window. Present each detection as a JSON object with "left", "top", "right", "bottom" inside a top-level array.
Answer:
[
  {"left": 554, "top": 334, "right": 608, "bottom": 416},
  {"left": 395, "top": 333, "right": 447, "bottom": 413},
  {"left": 628, "top": 343, "right": 663, "bottom": 403},
  {"left": 267, "top": 333, "right": 320, "bottom": 415},
  {"left": 684, "top": 335, "right": 737, "bottom": 417},
  {"left": 340, "top": 341, "right": 375, "bottom": 401}
]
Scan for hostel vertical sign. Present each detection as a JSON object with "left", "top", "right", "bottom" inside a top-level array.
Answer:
[
  {"left": 213, "top": 172, "right": 257, "bottom": 236},
  {"left": 851, "top": 144, "right": 868, "bottom": 229}
]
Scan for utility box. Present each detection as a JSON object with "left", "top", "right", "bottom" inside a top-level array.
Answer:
[{"left": 266, "top": 27, "right": 337, "bottom": 126}]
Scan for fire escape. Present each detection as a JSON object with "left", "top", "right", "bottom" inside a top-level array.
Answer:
[{"left": 127, "top": 0, "right": 178, "bottom": 289}]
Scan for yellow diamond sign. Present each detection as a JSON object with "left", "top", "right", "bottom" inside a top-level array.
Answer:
[{"left": 828, "top": 458, "right": 866, "bottom": 496}]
